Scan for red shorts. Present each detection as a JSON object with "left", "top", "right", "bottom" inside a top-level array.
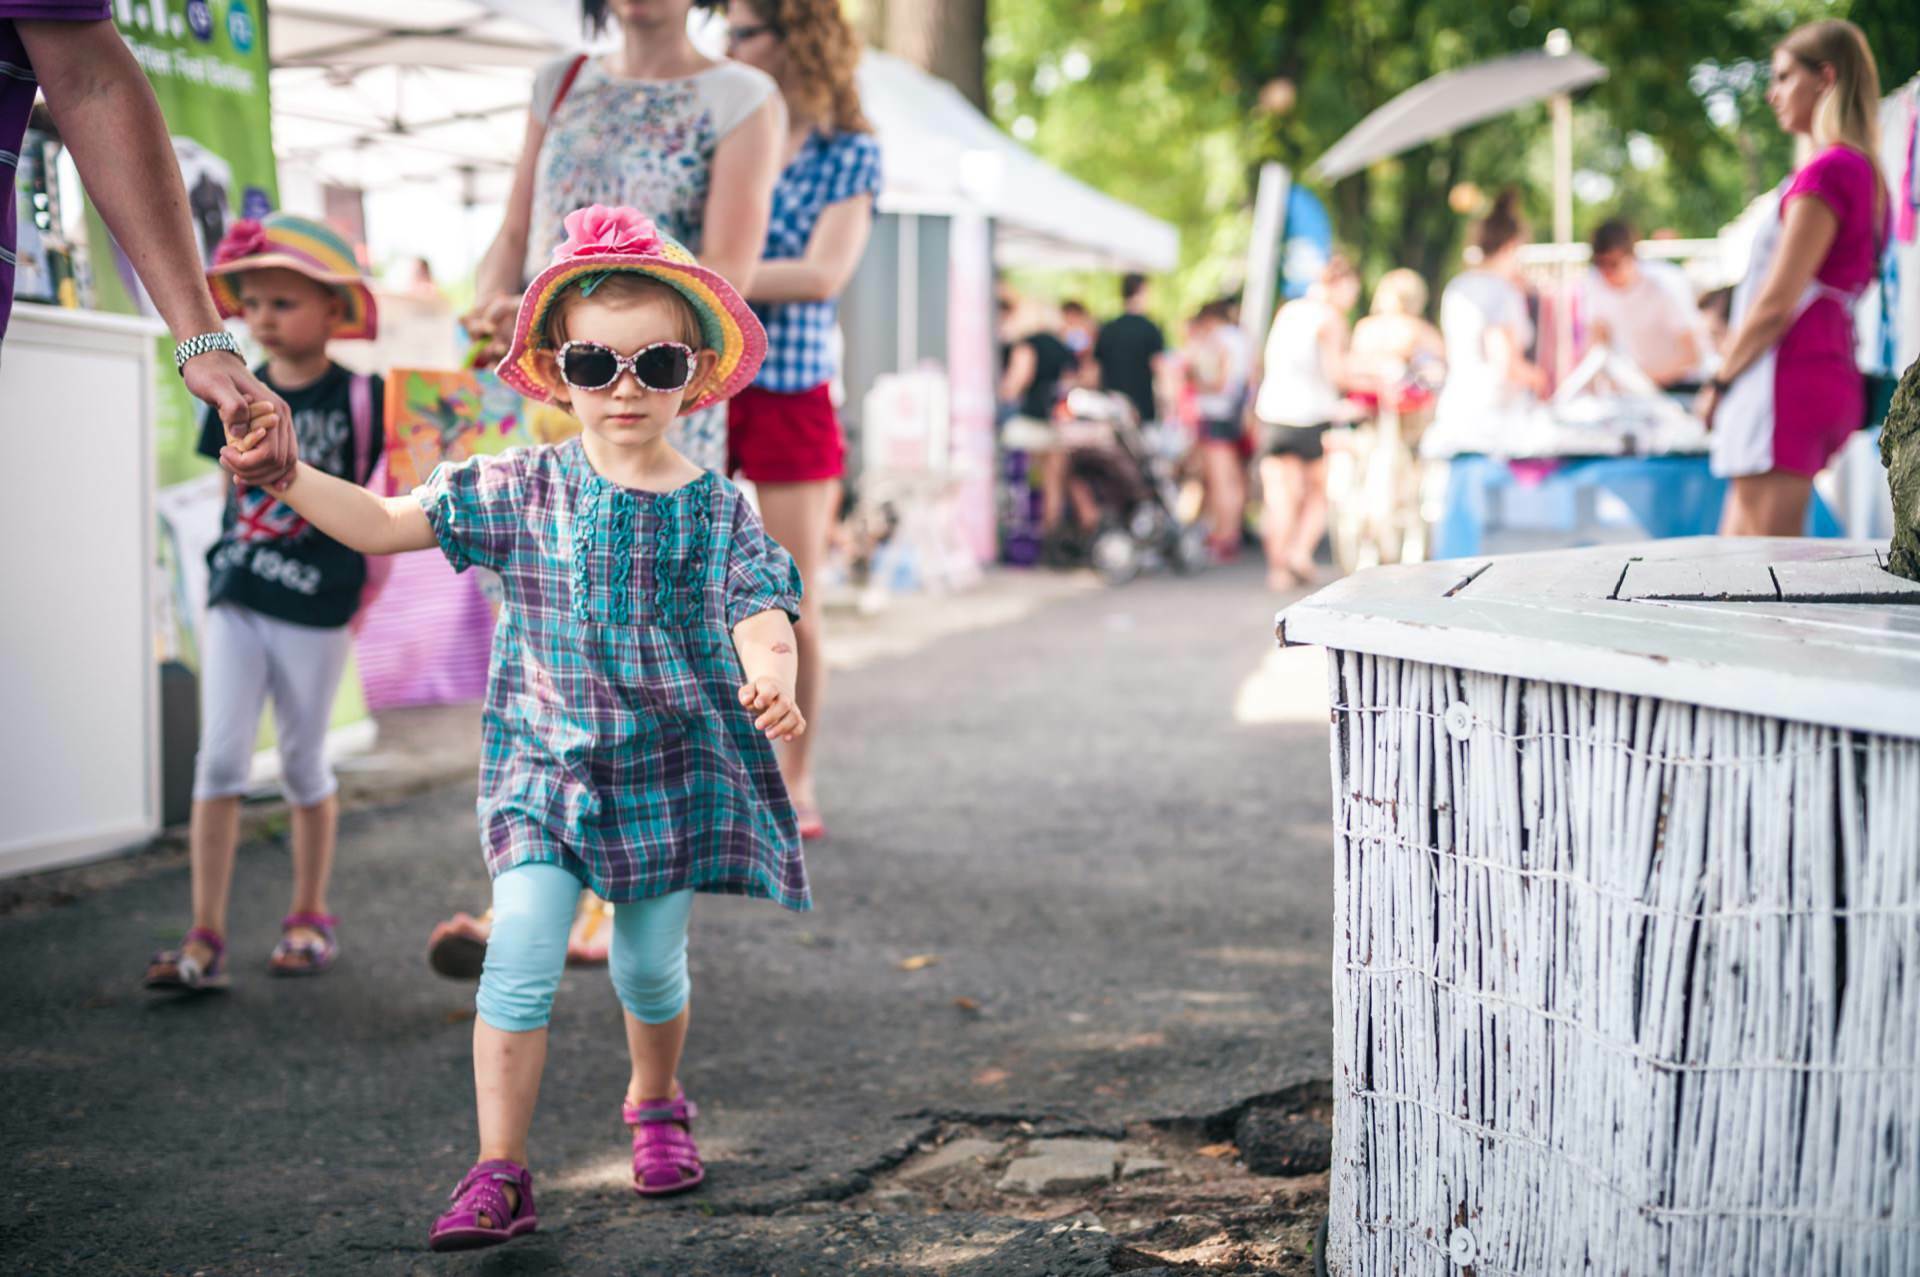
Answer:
[{"left": 727, "top": 382, "right": 846, "bottom": 483}]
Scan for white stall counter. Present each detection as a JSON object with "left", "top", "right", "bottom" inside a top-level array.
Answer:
[{"left": 1, "top": 303, "right": 164, "bottom": 877}]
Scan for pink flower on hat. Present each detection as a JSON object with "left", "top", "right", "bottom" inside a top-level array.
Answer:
[
  {"left": 554, "top": 205, "right": 661, "bottom": 262},
  {"left": 213, "top": 219, "right": 270, "bottom": 266}
]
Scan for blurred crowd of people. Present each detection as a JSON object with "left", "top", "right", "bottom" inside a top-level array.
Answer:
[{"left": 992, "top": 172, "right": 1790, "bottom": 589}]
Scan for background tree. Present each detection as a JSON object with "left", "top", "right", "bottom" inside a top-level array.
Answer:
[
  {"left": 850, "top": 0, "right": 988, "bottom": 109},
  {"left": 987, "top": 0, "right": 1916, "bottom": 318}
]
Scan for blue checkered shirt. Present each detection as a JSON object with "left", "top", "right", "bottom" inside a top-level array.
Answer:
[
  {"left": 753, "top": 130, "right": 883, "bottom": 393},
  {"left": 416, "top": 440, "right": 809, "bottom": 910}
]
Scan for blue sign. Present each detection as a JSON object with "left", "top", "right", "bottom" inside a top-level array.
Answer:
[
  {"left": 1279, "top": 186, "right": 1334, "bottom": 301},
  {"left": 185, "top": 0, "right": 213, "bottom": 41}
]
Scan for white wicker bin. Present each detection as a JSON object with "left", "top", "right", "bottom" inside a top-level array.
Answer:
[{"left": 1278, "top": 538, "right": 1920, "bottom": 1277}]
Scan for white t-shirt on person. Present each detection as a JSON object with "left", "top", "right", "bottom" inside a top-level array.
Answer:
[
  {"left": 1436, "top": 269, "right": 1533, "bottom": 425},
  {"left": 1256, "top": 299, "right": 1344, "bottom": 427},
  {"left": 1580, "top": 261, "right": 1703, "bottom": 383}
]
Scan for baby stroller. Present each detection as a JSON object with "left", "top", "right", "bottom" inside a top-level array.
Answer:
[{"left": 1051, "top": 388, "right": 1210, "bottom": 585}]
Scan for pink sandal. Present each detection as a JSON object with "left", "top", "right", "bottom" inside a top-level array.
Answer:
[
  {"left": 427, "top": 1158, "right": 537, "bottom": 1252},
  {"left": 144, "top": 926, "right": 229, "bottom": 992},
  {"left": 270, "top": 912, "right": 339, "bottom": 976},
  {"left": 624, "top": 1094, "right": 705, "bottom": 1197}
]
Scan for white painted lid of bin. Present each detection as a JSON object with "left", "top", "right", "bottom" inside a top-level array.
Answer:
[{"left": 1276, "top": 537, "right": 1920, "bottom": 739}]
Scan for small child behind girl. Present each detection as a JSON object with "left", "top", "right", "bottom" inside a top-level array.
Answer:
[
  {"left": 145, "top": 214, "right": 385, "bottom": 993},
  {"left": 239, "top": 205, "right": 810, "bottom": 1251}
]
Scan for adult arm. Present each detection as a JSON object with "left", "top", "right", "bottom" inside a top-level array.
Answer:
[
  {"left": 1718, "top": 198, "right": 1836, "bottom": 384},
  {"left": 464, "top": 109, "right": 549, "bottom": 362},
  {"left": 998, "top": 340, "right": 1036, "bottom": 405},
  {"left": 18, "top": 18, "right": 293, "bottom": 481},
  {"left": 1485, "top": 324, "right": 1547, "bottom": 396},
  {"left": 1318, "top": 311, "right": 1362, "bottom": 394},
  {"left": 273, "top": 463, "right": 438, "bottom": 556},
  {"left": 1698, "top": 196, "right": 1838, "bottom": 427},
  {"left": 747, "top": 194, "right": 874, "bottom": 303},
  {"left": 700, "top": 94, "right": 786, "bottom": 293}
]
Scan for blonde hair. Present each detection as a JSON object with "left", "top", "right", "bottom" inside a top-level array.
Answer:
[
  {"left": 1370, "top": 268, "right": 1429, "bottom": 317},
  {"left": 1779, "top": 20, "right": 1884, "bottom": 211}
]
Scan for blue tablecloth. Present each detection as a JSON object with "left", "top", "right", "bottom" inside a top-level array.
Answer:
[{"left": 1433, "top": 454, "right": 1842, "bottom": 559}]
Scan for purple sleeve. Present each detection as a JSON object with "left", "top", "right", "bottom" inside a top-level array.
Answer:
[
  {"left": 0, "top": 2, "right": 111, "bottom": 18},
  {"left": 1783, "top": 147, "right": 1870, "bottom": 226}
]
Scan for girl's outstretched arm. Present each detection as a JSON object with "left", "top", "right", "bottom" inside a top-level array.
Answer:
[
  {"left": 732, "top": 609, "right": 805, "bottom": 743},
  {"left": 275, "top": 462, "right": 437, "bottom": 556}
]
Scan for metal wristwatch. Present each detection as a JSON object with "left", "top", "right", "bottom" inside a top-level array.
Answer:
[{"left": 173, "top": 330, "right": 242, "bottom": 374}]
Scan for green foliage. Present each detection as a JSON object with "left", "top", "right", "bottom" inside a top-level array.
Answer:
[{"left": 987, "top": 0, "right": 1916, "bottom": 322}]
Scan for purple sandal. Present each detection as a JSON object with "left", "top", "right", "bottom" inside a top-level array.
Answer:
[
  {"left": 427, "top": 1158, "right": 537, "bottom": 1252},
  {"left": 270, "top": 912, "right": 339, "bottom": 976},
  {"left": 144, "top": 926, "right": 229, "bottom": 992},
  {"left": 625, "top": 1094, "right": 705, "bottom": 1197}
]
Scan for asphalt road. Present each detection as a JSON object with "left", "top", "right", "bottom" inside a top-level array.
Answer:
[{"left": 1, "top": 562, "right": 1338, "bottom": 1275}]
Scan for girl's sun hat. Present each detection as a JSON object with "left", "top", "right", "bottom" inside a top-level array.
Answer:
[
  {"left": 497, "top": 204, "right": 766, "bottom": 416},
  {"left": 206, "top": 212, "right": 378, "bottom": 340}
]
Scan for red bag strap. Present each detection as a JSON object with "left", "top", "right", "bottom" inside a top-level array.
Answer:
[{"left": 551, "top": 53, "right": 590, "bottom": 117}]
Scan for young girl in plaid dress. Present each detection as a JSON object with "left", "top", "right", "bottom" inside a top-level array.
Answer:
[{"left": 253, "top": 205, "right": 808, "bottom": 1252}]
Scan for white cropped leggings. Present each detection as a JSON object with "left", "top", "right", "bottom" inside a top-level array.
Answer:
[
  {"left": 193, "top": 604, "right": 353, "bottom": 807},
  {"left": 476, "top": 862, "right": 694, "bottom": 1034}
]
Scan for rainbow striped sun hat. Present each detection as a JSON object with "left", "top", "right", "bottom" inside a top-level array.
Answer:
[
  {"left": 206, "top": 212, "right": 377, "bottom": 340},
  {"left": 497, "top": 204, "right": 765, "bottom": 415}
]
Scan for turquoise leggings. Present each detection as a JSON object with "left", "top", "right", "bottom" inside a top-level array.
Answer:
[{"left": 475, "top": 862, "right": 694, "bottom": 1033}]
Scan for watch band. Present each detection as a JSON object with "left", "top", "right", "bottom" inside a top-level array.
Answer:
[{"left": 174, "top": 330, "right": 242, "bottom": 374}]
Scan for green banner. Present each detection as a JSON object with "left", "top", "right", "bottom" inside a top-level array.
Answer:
[
  {"left": 88, "top": 0, "right": 277, "bottom": 485},
  {"left": 89, "top": 5, "right": 370, "bottom": 739}
]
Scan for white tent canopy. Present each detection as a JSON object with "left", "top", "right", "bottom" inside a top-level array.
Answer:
[
  {"left": 1312, "top": 46, "right": 1608, "bottom": 182},
  {"left": 855, "top": 50, "right": 1177, "bottom": 272},
  {"left": 265, "top": 3, "right": 1175, "bottom": 274}
]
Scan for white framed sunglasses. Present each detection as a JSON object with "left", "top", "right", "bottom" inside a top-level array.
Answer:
[{"left": 555, "top": 340, "right": 698, "bottom": 393}]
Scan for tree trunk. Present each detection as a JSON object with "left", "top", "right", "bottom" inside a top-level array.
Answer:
[
  {"left": 883, "top": 0, "right": 987, "bottom": 111},
  {"left": 1881, "top": 357, "right": 1920, "bottom": 582},
  {"left": 849, "top": 0, "right": 887, "bottom": 50}
]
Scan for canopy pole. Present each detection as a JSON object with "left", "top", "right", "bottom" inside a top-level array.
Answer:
[
  {"left": 1552, "top": 90, "right": 1573, "bottom": 387},
  {"left": 1548, "top": 28, "right": 1576, "bottom": 389},
  {"left": 1242, "top": 163, "right": 1291, "bottom": 371}
]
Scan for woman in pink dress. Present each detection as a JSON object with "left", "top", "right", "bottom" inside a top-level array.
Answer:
[{"left": 1699, "top": 19, "right": 1889, "bottom": 536}]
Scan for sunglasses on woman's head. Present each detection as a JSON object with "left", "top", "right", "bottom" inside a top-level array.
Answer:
[
  {"left": 726, "top": 22, "right": 779, "bottom": 46},
  {"left": 555, "top": 340, "right": 698, "bottom": 393}
]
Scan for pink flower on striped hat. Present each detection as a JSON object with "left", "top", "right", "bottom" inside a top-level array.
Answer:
[{"left": 554, "top": 205, "right": 661, "bottom": 262}]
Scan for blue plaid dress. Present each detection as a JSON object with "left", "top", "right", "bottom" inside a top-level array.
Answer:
[{"left": 416, "top": 438, "right": 809, "bottom": 910}]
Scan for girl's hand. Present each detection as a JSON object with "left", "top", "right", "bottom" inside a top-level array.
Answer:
[
  {"left": 220, "top": 399, "right": 282, "bottom": 490},
  {"left": 739, "top": 676, "right": 806, "bottom": 742}
]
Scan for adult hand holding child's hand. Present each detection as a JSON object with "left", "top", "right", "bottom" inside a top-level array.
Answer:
[
  {"left": 220, "top": 400, "right": 293, "bottom": 492},
  {"left": 739, "top": 677, "right": 806, "bottom": 742},
  {"left": 462, "top": 293, "right": 523, "bottom": 367},
  {"left": 188, "top": 351, "right": 296, "bottom": 487}
]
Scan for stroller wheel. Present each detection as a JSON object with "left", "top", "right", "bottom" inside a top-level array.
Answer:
[
  {"left": 1091, "top": 527, "right": 1139, "bottom": 585},
  {"left": 1172, "top": 525, "right": 1210, "bottom": 576}
]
